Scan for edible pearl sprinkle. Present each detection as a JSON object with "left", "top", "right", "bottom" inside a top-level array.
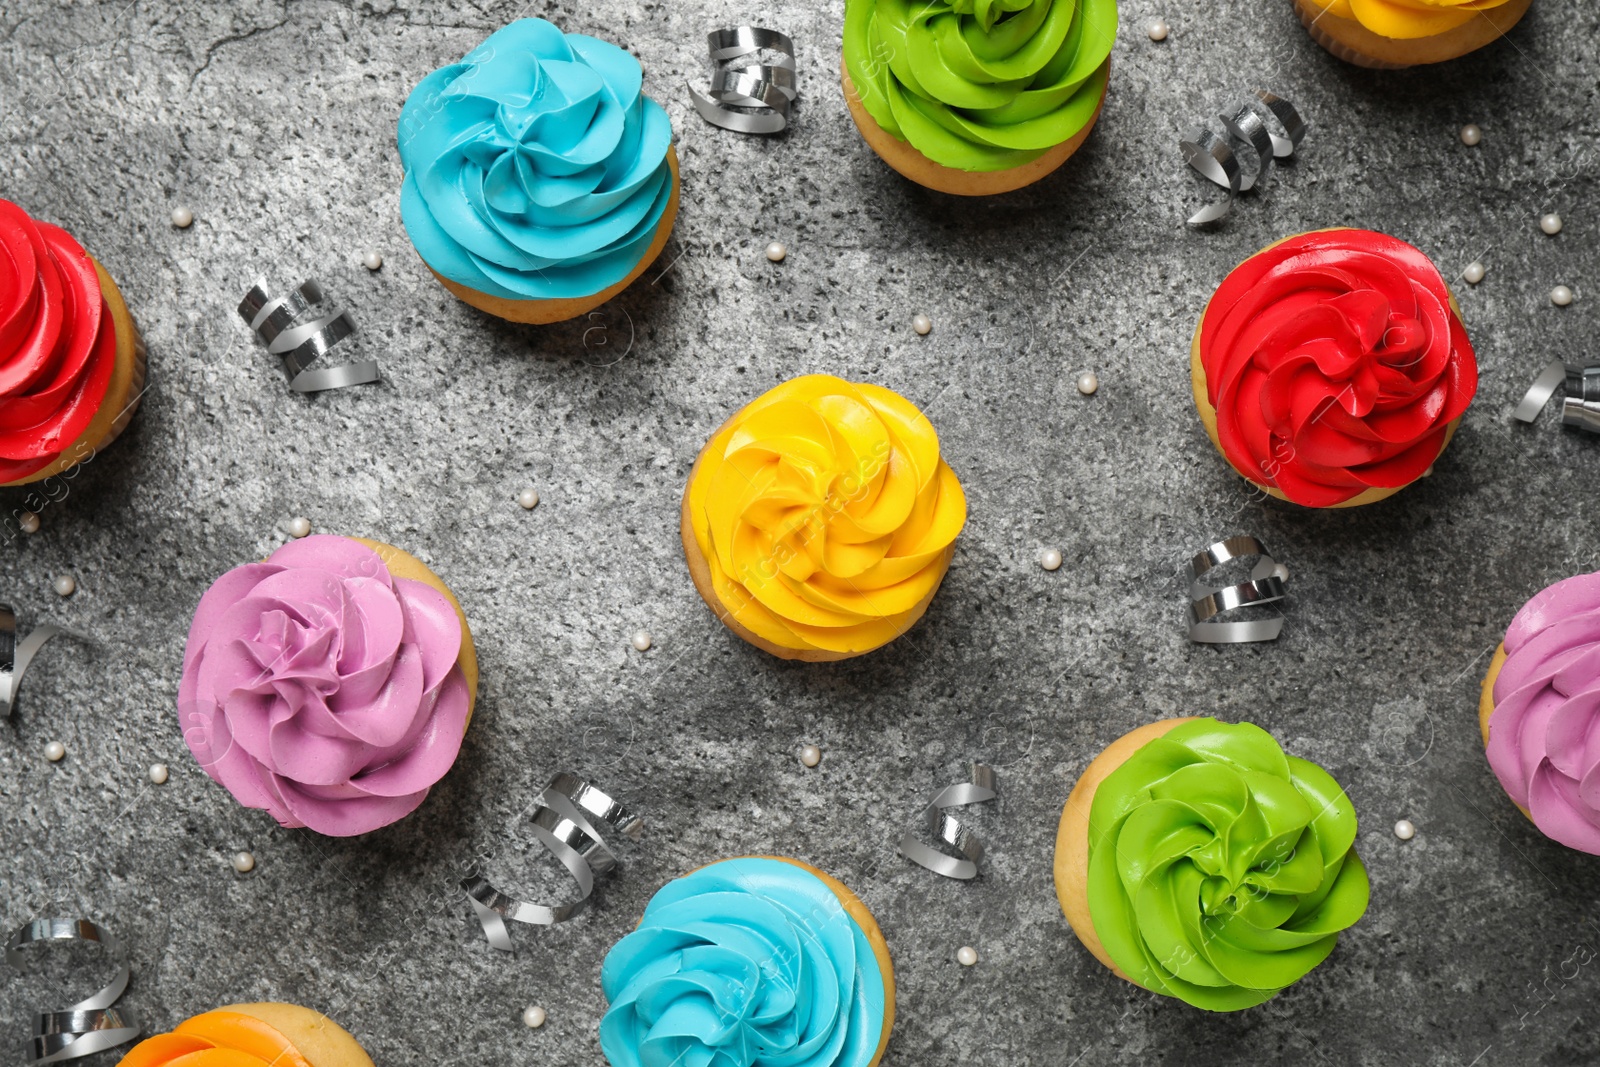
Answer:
[
  {"left": 149, "top": 763, "right": 169, "bottom": 785},
  {"left": 800, "top": 744, "right": 822, "bottom": 768},
  {"left": 631, "top": 630, "right": 652, "bottom": 652},
  {"left": 957, "top": 946, "right": 979, "bottom": 967},
  {"left": 287, "top": 517, "right": 311, "bottom": 538},
  {"left": 1076, "top": 371, "right": 1099, "bottom": 396},
  {"left": 765, "top": 242, "right": 787, "bottom": 263},
  {"left": 171, "top": 207, "right": 194, "bottom": 228},
  {"left": 1040, "top": 548, "right": 1063, "bottom": 572},
  {"left": 1394, "top": 820, "right": 1416, "bottom": 841},
  {"left": 1147, "top": 18, "right": 1170, "bottom": 40},
  {"left": 912, "top": 314, "right": 932, "bottom": 336},
  {"left": 18, "top": 512, "right": 39, "bottom": 534},
  {"left": 1552, "top": 285, "right": 1574, "bottom": 307},
  {"left": 1423, "top": 465, "right": 1435, "bottom": 478},
  {"left": 1463, "top": 262, "right": 1485, "bottom": 285},
  {"left": 517, "top": 488, "right": 540, "bottom": 510},
  {"left": 44, "top": 741, "right": 66, "bottom": 762},
  {"left": 53, "top": 575, "right": 76, "bottom": 597},
  {"left": 363, "top": 251, "right": 383, "bottom": 271},
  {"left": 1459, "top": 124, "right": 1481, "bottom": 146},
  {"left": 232, "top": 851, "right": 256, "bottom": 873},
  {"left": 522, "top": 1006, "right": 547, "bottom": 1029},
  {"left": 1540, "top": 213, "right": 1563, "bottom": 236}
]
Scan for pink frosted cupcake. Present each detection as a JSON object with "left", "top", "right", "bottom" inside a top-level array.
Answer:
[
  {"left": 179, "top": 535, "right": 478, "bottom": 836},
  {"left": 1481, "top": 569, "right": 1600, "bottom": 853}
]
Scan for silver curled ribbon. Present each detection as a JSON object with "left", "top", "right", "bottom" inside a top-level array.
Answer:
[
  {"left": 1514, "top": 361, "right": 1600, "bottom": 435},
  {"left": 1, "top": 604, "right": 72, "bottom": 719},
  {"left": 238, "top": 278, "right": 378, "bottom": 394},
  {"left": 5, "top": 919, "right": 139, "bottom": 1064},
  {"left": 688, "top": 26, "right": 796, "bottom": 135},
  {"left": 1183, "top": 90, "right": 1308, "bottom": 226},
  {"left": 1187, "top": 536, "right": 1290, "bottom": 644},
  {"left": 898, "top": 764, "right": 996, "bottom": 880},
  {"left": 462, "top": 773, "right": 642, "bottom": 952}
]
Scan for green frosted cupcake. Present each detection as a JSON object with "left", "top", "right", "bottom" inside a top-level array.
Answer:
[{"left": 842, "top": 0, "right": 1116, "bottom": 195}]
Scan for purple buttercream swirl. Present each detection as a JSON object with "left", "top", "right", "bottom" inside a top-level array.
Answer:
[
  {"left": 179, "top": 535, "right": 471, "bottom": 837},
  {"left": 1486, "top": 569, "right": 1600, "bottom": 854}
]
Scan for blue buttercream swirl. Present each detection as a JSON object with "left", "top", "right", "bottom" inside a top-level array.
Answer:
[
  {"left": 600, "top": 858, "right": 887, "bottom": 1067},
  {"left": 397, "top": 18, "right": 675, "bottom": 301}
]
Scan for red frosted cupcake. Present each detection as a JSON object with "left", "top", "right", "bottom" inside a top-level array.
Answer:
[
  {"left": 1191, "top": 229, "right": 1477, "bottom": 508},
  {"left": 0, "top": 199, "right": 145, "bottom": 488}
]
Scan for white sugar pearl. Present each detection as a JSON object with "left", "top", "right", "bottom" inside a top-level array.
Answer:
[
  {"left": 149, "top": 763, "right": 169, "bottom": 784},
  {"left": 363, "top": 251, "right": 384, "bottom": 271},
  {"left": 1394, "top": 819, "right": 1416, "bottom": 841},
  {"left": 1459, "top": 124, "right": 1481, "bottom": 146},
  {"left": 765, "top": 242, "right": 787, "bottom": 263},
  {"left": 1463, "top": 262, "right": 1485, "bottom": 285},
  {"left": 18, "top": 512, "right": 39, "bottom": 534},
  {"left": 517, "top": 488, "right": 540, "bottom": 510},
  {"left": 1423, "top": 465, "right": 1435, "bottom": 478},
  {"left": 1540, "top": 213, "right": 1563, "bottom": 236},
  {"left": 1040, "top": 548, "right": 1063, "bottom": 572},
  {"left": 957, "top": 946, "right": 979, "bottom": 967},
  {"left": 1147, "top": 18, "right": 1170, "bottom": 41},
  {"left": 522, "top": 1005, "right": 547, "bottom": 1029},
  {"left": 912, "top": 314, "right": 932, "bottom": 336},
  {"left": 631, "top": 630, "right": 652, "bottom": 652},
  {"left": 53, "top": 575, "right": 75, "bottom": 597},
  {"left": 1552, "top": 285, "right": 1575, "bottom": 307},
  {"left": 286, "top": 517, "right": 311, "bottom": 538},
  {"left": 44, "top": 741, "right": 66, "bottom": 762},
  {"left": 1076, "top": 371, "right": 1099, "bottom": 396},
  {"left": 232, "top": 851, "right": 256, "bottom": 873},
  {"left": 171, "top": 207, "right": 194, "bottom": 228},
  {"left": 799, "top": 744, "right": 822, "bottom": 768}
]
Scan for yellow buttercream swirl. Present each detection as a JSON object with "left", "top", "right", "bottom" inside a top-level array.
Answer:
[
  {"left": 1307, "top": 0, "right": 1514, "bottom": 38},
  {"left": 685, "top": 375, "right": 966, "bottom": 657}
]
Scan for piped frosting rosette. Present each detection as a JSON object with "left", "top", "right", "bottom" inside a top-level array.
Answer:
[
  {"left": 682, "top": 375, "right": 966, "bottom": 660},
  {"left": 1085, "top": 720, "right": 1370, "bottom": 1011},
  {"left": 600, "top": 858, "right": 891, "bottom": 1067},
  {"left": 843, "top": 0, "right": 1116, "bottom": 172},
  {"left": 1302, "top": 0, "right": 1517, "bottom": 38},
  {"left": 398, "top": 18, "right": 675, "bottom": 301},
  {"left": 179, "top": 535, "right": 475, "bottom": 837},
  {"left": 1484, "top": 571, "right": 1600, "bottom": 854},
  {"left": 1194, "top": 229, "right": 1478, "bottom": 508}
]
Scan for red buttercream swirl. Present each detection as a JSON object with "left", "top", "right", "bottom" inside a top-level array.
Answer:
[
  {"left": 1198, "top": 229, "right": 1478, "bottom": 507},
  {"left": 0, "top": 198, "right": 117, "bottom": 484}
]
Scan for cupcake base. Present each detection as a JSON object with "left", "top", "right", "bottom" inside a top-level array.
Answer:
[
  {"left": 842, "top": 64, "right": 1107, "bottom": 197},
  {"left": 1294, "top": 0, "right": 1533, "bottom": 68},
  {"left": 1054, "top": 717, "right": 1195, "bottom": 979},
  {"left": 4, "top": 257, "right": 146, "bottom": 489},
  {"left": 432, "top": 146, "right": 680, "bottom": 325},
  {"left": 213, "top": 1004, "right": 373, "bottom": 1067}
]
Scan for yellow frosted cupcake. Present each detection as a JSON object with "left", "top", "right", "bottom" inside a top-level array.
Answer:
[
  {"left": 681, "top": 375, "right": 966, "bottom": 660},
  {"left": 117, "top": 1003, "right": 374, "bottom": 1067},
  {"left": 1294, "top": 0, "right": 1532, "bottom": 68}
]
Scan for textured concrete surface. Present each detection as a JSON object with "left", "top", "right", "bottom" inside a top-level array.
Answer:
[{"left": 2, "top": 1, "right": 1599, "bottom": 1064}]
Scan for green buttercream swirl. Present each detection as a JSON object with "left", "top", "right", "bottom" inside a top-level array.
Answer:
[
  {"left": 1087, "top": 720, "right": 1369, "bottom": 1012},
  {"left": 843, "top": 0, "right": 1116, "bottom": 172}
]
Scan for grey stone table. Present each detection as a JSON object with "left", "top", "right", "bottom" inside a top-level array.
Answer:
[{"left": 2, "top": 1, "right": 1598, "bottom": 1065}]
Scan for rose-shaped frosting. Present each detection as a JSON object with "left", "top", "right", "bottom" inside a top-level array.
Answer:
[
  {"left": 600, "top": 859, "right": 887, "bottom": 1067},
  {"left": 0, "top": 199, "right": 117, "bottom": 484},
  {"left": 179, "top": 535, "right": 472, "bottom": 837},
  {"left": 1197, "top": 229, "right": 1478, "bottom": 507},
  {"left": 685, "top": 375, "right": 966, "bottom": 657},
  {"left": 1486, "top": 571, "right": 1600, "bottom": 854},
  {"left": 397, "top": 18, "right": 675, "bottom": 301},
  {"left": 1087, "top": 720, "right": 1370, "bottom": 1011},
  {"left": 1303, "top": 0, "right": 1516, "bottom": 38},
  {"left": 843, "top": 0, "right": 1115, "bottom": 172},
  {"left": 118, "top": 1011, "right": 318, "bottom": 1067}
]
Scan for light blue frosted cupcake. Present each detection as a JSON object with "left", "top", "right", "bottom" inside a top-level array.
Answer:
[
  {"left": 600, "top": 857, "right": 896, "bottom": 1067},
  {"left": 397, "top": 18, "right": 679, "bottom": 324}
]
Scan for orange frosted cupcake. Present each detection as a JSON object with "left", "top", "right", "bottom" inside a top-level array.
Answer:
[
  {"left": 1294, "top": 0, "right": 1532, "bottom": 68},
  {"left": 117, "top": 1004, "right": 373, "bottom": 1067}
]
